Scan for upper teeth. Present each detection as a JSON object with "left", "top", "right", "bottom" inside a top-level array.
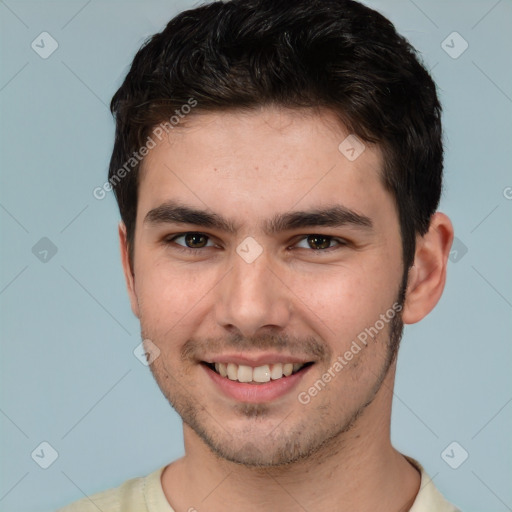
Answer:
[{"left": 213, "top": 362, "right": 305, "bottom": 383}]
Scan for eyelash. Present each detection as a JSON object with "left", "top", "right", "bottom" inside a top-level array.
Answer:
[{"left": 163, "top": 232, "right": 348, "bottom": 255}]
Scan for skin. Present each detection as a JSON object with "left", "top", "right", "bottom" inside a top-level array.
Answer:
[{"left": 119, "top": 106, "right": 454, "bottom": 511}]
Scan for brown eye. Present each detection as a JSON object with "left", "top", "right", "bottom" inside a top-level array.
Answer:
[
  {"left": 306, "top": 235, "right": 332, "bottom": 250},
  {"left": 184, "top": 232, "right": 209, "bottom": 248}
]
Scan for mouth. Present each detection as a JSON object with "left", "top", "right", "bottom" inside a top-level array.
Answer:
[
  {"left": 203, "top": 361, "right": 314, "bottom": 384},
  {"left": 201, "top": 352, "right": 316, "bottom": 403},
  {"left": 203, "top": 362, "right": 313, "bottom": 384}
]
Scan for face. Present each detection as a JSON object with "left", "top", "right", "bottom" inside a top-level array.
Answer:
[{"left": 122, "top": 107, "right": 406, "bottom": 466}]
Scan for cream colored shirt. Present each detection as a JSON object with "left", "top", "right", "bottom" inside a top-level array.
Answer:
[{"left": 57, "top": 458, "right": 461, "bottom": 511}]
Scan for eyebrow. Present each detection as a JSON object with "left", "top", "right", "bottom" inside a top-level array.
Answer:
[{"left": 144, "top": 200, "right": 373, "bottom": 234}]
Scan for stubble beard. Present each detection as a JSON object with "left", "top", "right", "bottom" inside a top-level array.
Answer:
[{"left": 144, "top": 289, "right": 405, "bottom": 468}]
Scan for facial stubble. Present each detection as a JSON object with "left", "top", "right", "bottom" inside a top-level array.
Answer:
[{"left": 141, "top": 285, "right": 405, "bottom": 468}]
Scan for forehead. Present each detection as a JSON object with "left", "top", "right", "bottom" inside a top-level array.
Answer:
[{"left": 136, "top": 107, "right": 391, "bottom": 226}]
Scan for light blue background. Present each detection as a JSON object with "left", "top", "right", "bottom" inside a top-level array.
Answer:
[{"left": 1, "top": 1, "right": 511, "bottom": 511}]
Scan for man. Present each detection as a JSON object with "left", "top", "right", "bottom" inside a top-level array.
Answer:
[{"left": 59, "top": 0, "right": 459, "bottom": 510}]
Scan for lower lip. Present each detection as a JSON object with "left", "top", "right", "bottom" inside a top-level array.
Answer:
[{"left": 204, "top": 364, "right": 313, "bottom": 403}]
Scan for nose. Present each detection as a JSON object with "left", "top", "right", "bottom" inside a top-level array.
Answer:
[{"left": 214, "top": 247, "right": 291, "bottom": 338}]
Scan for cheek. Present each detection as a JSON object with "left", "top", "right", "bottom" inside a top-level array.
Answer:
[
  {"left": 293, "top": 261, "right": 399, "bottom": 348},
  {"left": 134, "top": 256, "right": 220, "bottom": 336}
]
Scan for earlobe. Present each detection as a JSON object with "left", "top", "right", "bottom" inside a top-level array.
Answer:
[
  {"left": 401, "top": 212, "right": 454, "bottom": 325},
  {"left": 118, "top": 221, "right": 140, "bottom": 318}
]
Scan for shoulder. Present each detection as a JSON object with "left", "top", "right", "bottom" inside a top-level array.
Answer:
[
  {"left": 56, "top": 466, "right": 167, "bottom": 512},
  {"left": 406, "top": 457, "right": 462, "bottom": 512}
]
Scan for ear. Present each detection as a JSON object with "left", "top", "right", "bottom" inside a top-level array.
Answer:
[
  {"left": 118, "top": 221, "right": 140, "bottom": 318},
  {"left": 402, "top": 212, "right": 454, "bottom": 325}
]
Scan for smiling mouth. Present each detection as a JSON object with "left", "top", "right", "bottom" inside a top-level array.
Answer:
[{"left": 203, "top": 361, "right": 314, "bottom": 384}]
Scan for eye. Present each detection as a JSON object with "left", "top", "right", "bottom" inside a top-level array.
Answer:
[
  {"left": 167, "top": 232, "right": 216, "bottom": 250},
  {"left": 294, "top": 235, "right": 346, "bottom": 251}
]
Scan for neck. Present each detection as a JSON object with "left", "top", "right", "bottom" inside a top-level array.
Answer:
[{"left": 161, "top": 367, "right": 420, "bottom": 511}]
